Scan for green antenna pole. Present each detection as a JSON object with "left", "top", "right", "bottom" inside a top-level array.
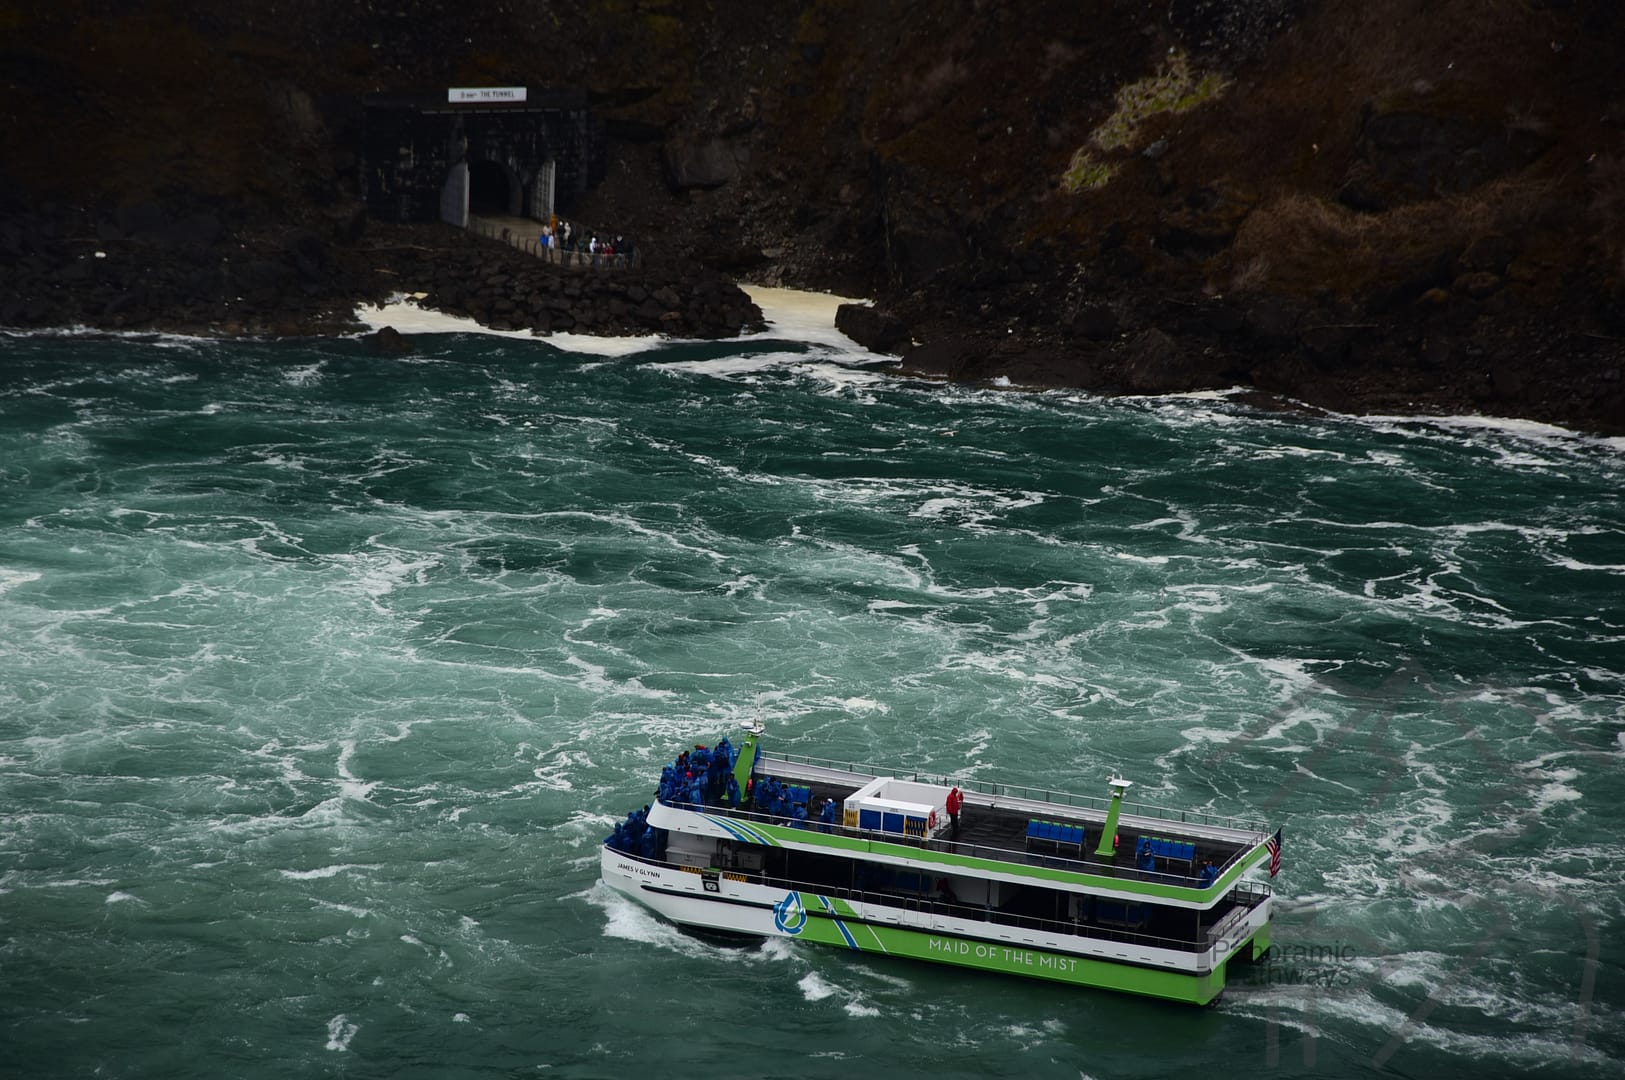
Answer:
[
  {"left": 733, "top": 721, "right": 764, "bottom": 799},
  {"left": 1095, "top": 777, "right": 1133, "bottom": 858}
]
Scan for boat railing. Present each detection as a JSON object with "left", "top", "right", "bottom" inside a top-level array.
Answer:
[
  {"left": 761, "top": 749, "right": 1273, "bottom": 835},
  {"left": 672, "top": 796, "right": 1270, "bottom": 892}
]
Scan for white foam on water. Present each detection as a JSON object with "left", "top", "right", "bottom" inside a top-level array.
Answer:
[
  {"left": 654, "top": 348, "right": 895, "bottom": 398},
  {"left": 1349, "top": 411, "right": 1625, "bottom": 467},
  {"left": 546, "top": 331, "right": 665, "bottom": 357},
  {"left": 314, "top": 899, "right": 371, "bottom": 918},
  {"left": 740, "top": 285, "right": 869, "bottom": 351},
  {"left": 577, "top": 880, "right": 720, "bottom": 959},
  {"left": 282, "top": 363, "right": 325, "bottom": 386},
  {"left": 798, "top": 971, "right": 840, "bottom": 1002},
  {"left": 352, "top": 283, "right": 881, "bottom": 379},
  {"left": 453, "top": 1013, "right": 471, "bottom": 1023},
  {"left": 354, "top": 292, "right": 876, "bottom": 358},
  {"left": 0, "top": 568, "right": 42, "bottom": 594},
  {"left": 797, "top": 971, "right": 881, "bottom": 1017},
  {"left": 335, "top": 738, "right": 378, "bottom": 803},
  {"left": 756, "top": 936, "right": 801, "bottom": 964},
  {"left": 324, "top": 1014, "right": 358, "bottom": 1052},
  {"left": 278, "top": 864, "right": 380, "bottom": 881},
  {"left": 105, "top": 890, "right": 143, "bottom": 905},
  {"left": 0, "top": 325, "right": 215, "bottom": 348},
  {"left": 354, "top": 297, "right": 535, "bottom": 342}
]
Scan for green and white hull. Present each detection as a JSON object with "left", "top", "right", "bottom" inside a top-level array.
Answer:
[
  {"left": 601, "top": 727, "right": 1280, "bottom": 1006},
  {"left": 602, "top": 846, "right": 1270, "bottom": 1005}
]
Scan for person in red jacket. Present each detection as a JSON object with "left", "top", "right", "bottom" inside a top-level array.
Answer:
[{"left": 945, "top": 786, "right": 964, "bottom": 840}]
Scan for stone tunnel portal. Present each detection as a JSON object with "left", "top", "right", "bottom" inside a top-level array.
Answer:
[{"left": 362, "top": 90, "right": 602, "bottom": 228}]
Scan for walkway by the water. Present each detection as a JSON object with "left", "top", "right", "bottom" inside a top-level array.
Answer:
[{"left": 469, "top": 214, "right": 637, "bottom": 270}]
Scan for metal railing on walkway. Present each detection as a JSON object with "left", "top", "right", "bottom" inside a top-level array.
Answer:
[{"left": 468, "top": 215, "right": 640, "bottom": 271}]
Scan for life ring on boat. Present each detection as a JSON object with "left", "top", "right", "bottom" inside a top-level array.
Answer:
[{"left": 928, "top": 810, "right": 938, "bottom": 830}]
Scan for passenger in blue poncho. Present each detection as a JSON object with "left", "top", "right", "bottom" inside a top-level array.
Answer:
[
  {"left": 819, "top": 797, "right": 838, "bottom": 832},
  {"left": 1198, "top": 859, "right": 1218, "bottom": 887},
  {"left": 1137, "top": 840, "right": 1156, "bottom": 872}
]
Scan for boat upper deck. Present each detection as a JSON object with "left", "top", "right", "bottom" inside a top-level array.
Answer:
[{"left": 724, "top": 750, "right": 1271, "bottom": 891}]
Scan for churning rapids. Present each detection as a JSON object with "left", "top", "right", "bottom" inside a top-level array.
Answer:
[{"left": 2, "top": 292, "right": 1621, "bottom": 1079}]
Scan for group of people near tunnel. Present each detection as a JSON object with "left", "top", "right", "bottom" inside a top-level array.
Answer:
[{"left": 536, "top": 218, "right": 635, "bottom": 265}]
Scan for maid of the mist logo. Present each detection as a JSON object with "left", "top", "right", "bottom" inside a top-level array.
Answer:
[{"left": 773, "top": 892, "right": 808, "bottom": 935}]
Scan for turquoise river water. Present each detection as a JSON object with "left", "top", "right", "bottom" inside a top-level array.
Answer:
[{"left": 1, "top": 294, "right": 1622, "bottom": 1079}]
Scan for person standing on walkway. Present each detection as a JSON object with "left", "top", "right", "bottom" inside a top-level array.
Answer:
[{"left": 946, "top": 786, "right": 964, "bottom": 839}]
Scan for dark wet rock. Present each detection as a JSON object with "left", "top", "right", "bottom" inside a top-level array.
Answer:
[
  {"left": 366, "top": 326, "right": 413, "bottom": 354},
  {"left": 1338, "top": 102, "right": 1554, "bottom": 211},
  {"left": 1119, "top": 329, "right": 1191, "bottom": 393},
  {"left": 899, "top": 336, "right": 983, "bottom": 381},
  {"left": 1069, "top": 304, "right": 1120, "bottom": 341},
  {"left": 835, "top": 303, "right": 911, "bottom": 353},
  {"left": 663, "top": 136, "right": 747, "bottom": 190},
  {"left": 1244, "top": 297, "right": 1304, "bottom": 346}
]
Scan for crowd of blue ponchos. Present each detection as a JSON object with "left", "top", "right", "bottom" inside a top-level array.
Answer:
[
  {"left": 606, "top": 739, "right": 741, "bottom": 858},
  {"left": 606, "top": 805, "right": 665, "bottom": 860},
  {"left": 655, "top": 739, "right": 741, "bottom": 809},
  {"left": 606, "top": 738, "right": 851, "bottom": 858}
]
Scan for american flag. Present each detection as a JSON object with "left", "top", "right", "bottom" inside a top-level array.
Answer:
[{"left": 1266, "top": 828, "right": 1282, "bottom": 877}]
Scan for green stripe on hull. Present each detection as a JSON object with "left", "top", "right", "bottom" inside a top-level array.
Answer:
[{"left": 790, "top": 911, "right": 1227, "bottom": 1005}]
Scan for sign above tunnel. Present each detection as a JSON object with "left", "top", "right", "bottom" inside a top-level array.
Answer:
[{"left": 448, "top": 87, "right": 528, "bottom": 104}]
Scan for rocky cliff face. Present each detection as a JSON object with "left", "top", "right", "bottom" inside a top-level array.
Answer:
[{"left": 4, "top": 0, "right": 1623, "bottom": 431}]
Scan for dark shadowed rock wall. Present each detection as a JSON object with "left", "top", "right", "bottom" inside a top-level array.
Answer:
[{"left": 2, "top": 0, "right": 1622, "bottom": 431}]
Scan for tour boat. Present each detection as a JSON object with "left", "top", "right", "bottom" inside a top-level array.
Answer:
[{"left": 600, "top": 723, "right": 1280, "bottom": 1005}]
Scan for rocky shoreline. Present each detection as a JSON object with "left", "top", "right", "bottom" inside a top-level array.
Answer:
[
  {"left": 6, "top": 2, "right": 1625, "bottom": 435},
  {"left": 3, "top": 199, "right": 1622, "bottom": 436},
  {"left": 0, "top": 207, "right": 763, "bottom": 344}
]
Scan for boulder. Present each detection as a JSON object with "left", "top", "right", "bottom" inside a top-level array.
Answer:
[
  {"left": 834, "top": 303, "right": 911, "bottom": 353},
  {"left": 366, "top": 326, "right": 413, "bottom": 355},
  {"left": 663, "top": 136, "right": 747, "bottom": 190},
  {"left": 1118, "top": 329, "right": 1191, "bottom": 393},
  {"left": 899, "top": 336, "right": 985, "bottom": 381}
]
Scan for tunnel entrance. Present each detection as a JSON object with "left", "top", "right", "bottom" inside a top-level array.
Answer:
[
  {"left": 468, "top": 160, "right": 520, "bottom": 216},
  {"left": 362, "top": 89, "right": 602, "bottom": 224}
]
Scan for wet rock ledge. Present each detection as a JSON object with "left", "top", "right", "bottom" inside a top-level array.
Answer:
[{"left": 0, "top": 206, "right": 764, "bottom": 341}]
